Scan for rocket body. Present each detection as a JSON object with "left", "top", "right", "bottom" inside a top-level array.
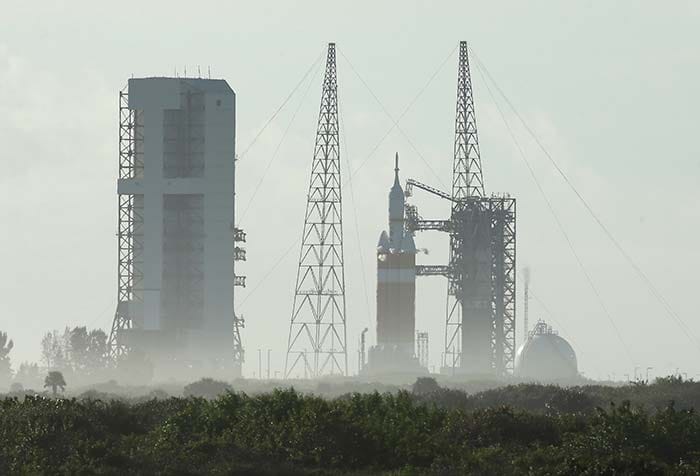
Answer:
[
  {"left": 377, "top": 251, "right": 416, "bottom": 352},
  {"left": 367, "top": 154, "right": 422, "bottom": 374}
]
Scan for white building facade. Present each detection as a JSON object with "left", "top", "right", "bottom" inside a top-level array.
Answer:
[{"left": 116, "top": 77, "right": 239, "bottom": 376}]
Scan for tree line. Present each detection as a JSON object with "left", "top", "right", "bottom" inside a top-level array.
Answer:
[
  {"left": 0, "top": 327, "right": 109, "bottom": 391},
  {"left": 2, "top": 383, "right": 700, "bottom": 474}
]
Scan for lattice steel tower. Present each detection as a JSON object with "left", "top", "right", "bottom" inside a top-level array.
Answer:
[
  {"left": 405, "top": 41, "right": 516, "bottom": 376},
  {"left": 451, "top": 41, "right": 485, "bottom": 202},
  {"left": 446, "top": 41, "right": 515, "bottom": 374},
  {"left": 285, "top": 43, "right": 348, "bottom": 378},
  {"left": 445, "top": 41, "right": 486, "bottom": 369}
]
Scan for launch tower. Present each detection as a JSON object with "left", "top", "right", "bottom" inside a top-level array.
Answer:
[{"left": 405, "top": 41, "right": 516, "bottom": 376}]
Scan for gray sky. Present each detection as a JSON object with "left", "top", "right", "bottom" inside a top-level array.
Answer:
[{"left": 1, "top": 1, "right": 699, "bottom": 380}]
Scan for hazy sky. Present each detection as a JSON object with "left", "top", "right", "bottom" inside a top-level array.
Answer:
[{"left": 1, "top": 1, "right": 699, "bottom": 380}]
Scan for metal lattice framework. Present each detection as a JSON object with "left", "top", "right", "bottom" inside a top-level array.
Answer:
[
  {"left": 233, "top": 227, "right": 247, "bottom": 367},
  {"left": 452, "top": 41, "right": 484, "bottom": 202},
  {"left": 108, "top": 90, "right": 144, "bottom": 359},
  {"left": 285, "top": 43, "right": 348, "bottom": 378},
  {"left": 445, "top": 41, "right": 485, "bottom": 370},
  {"left": 489, "top": 197, "right": 516, "bottom": 374},
  {"left": 416, "top": 331, "right": 429, "bottom": 369},
  {"left": 407, "top": 190, "right": 516, "bottom": 375},
  {"left": 404, "top": 41, "right": 516, "bottom": 375}
]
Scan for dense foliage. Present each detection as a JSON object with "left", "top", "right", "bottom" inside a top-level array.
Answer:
[{"left": 2, "top": 380, "right": 700, "bottom": 475}]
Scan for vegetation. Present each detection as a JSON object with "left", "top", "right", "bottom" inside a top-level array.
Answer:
[
  {"left": 44, "top": 371, "right": 66, "bottom": 396},
  {"left": 183, "top": 377, "right": 232, "bottom": 399},
  {"left": 2, "top": 379, "right": 700, "bottom": 474},
  {"left": 40, "top": 327, "right": 109, "bottom": 383},
  {"left": 13, "top": 361, "right": 41, "bottom": 389}
]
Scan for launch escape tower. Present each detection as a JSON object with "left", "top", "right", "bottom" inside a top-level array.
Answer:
[
  {"left": 108, "top": 77, "right": 245, "bottom": 376},
  {"left": 285, "top": 43, "right": 348, "bottom": 378},
  {"left": 366, "top": 154, "right": 423, "bottom": 375},
  {"left": 405, "top": 41, "right": 516, "bottom": 376}
]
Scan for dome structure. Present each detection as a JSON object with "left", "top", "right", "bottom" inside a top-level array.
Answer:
[{"left": 515, "top": 320, "right": 578, "bottom": 381}]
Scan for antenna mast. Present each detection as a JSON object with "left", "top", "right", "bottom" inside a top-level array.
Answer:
[{"left": 285, "top": 43, "right": 348, "bottom": 378}]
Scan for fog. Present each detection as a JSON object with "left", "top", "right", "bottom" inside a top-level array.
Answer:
[{"left": 1, "top": 1, "right": 699, "bottom": 386}]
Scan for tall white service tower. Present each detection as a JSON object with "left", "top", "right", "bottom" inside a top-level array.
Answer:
[{"left": 111, "top": 77, "right": 243, "bottom": 377}]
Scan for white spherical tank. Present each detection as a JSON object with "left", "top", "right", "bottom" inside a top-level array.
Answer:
[{"left": 515, "top": 320, "right": 578, "bottom": 381}]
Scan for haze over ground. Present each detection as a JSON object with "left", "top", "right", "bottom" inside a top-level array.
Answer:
[{"left": 1, "top": 1, "right": 698, "bottom": 380}]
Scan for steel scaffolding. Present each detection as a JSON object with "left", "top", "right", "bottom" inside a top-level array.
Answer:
[
  {"left": 285, "top": 43, "right": 348, "bottom": 378},
  {"left": 233, "top": 227, "right": 246, "bottom": 368},
  {"left": 405, "top": 41, "right": 516, "bottom": 376},
  {"left": 416, "top": 331, "right": 429, "bottom": 369},
  {"left": 108, "top": 90, "right": 143, "bottom": 359}
]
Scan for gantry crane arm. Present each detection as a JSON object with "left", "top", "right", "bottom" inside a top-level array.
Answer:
[
  {"left": 416, "top": 265, "right": 452, "bottom": 277},
  {"left": 405, "top": 179, "right": 456, "bottom": 202}
]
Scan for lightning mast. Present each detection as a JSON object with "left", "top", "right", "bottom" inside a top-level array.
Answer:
[
  {"left": 451, "top": 41, "right": 485, "bottom": 202},
  {"left": 406, "top": 41, "right": 515, "bottom": 376},
  {"left": 285, "top": 43, "right": 348, "bottom": 378},
  {"left": 445, "top": 41, "right": 485, "bottom": 368}
]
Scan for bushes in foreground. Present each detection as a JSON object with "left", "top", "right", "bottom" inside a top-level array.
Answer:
[{"left": 2, "top": 388, "right": 700, "bottom": 475}]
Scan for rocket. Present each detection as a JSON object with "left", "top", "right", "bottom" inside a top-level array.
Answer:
[{"left": 375, "top": 153, "right": 417, "bottom": 357}]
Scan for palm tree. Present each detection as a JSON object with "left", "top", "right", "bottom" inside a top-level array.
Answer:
[{"left": 44, "top": 371, "right": 66, "bottom": 396}]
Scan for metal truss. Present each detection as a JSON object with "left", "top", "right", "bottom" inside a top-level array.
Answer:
[
  {"left": 233, "top": 226, "right": 246, "bottom": 369},
  {"left": 108, "top": 90, "right": 144, "bottom": 360},
  {"left": 397, "top": 42, "right": 517, "bottom": 375},
  {"left": 406, "top": 194, "right": 517, "bottom": 375},
  {"left": 452, "top": 41, "right": 484, "bottom": 202},
  {"left": 416, "top": 331, "right": 429, "bottom": 369},
  {"left": 445, "top": 41, "right": 484, "bottom": 370},
  {"left": 416, "top": 265, "right": 451, "bottom": 277},
  {"left": 489, "top": 197, "right": 516, "bottom": 374},
  {"left": 232, "top": 312, "right": 245, "bottom": 369},
  {"left": 285, "top": 43, "right": 348, "bottom": 378},
  {"left": 406, "top": 178, "right": 454, "bottom": 202}
]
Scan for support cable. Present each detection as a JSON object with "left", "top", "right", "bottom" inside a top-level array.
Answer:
[
  {"left": 238, "top": 240, "right": 299, "bottom": 310},
  {"left": 473, "top": 61, "right": 635, "bottom": 365},
  {"left": 526, "top": 284, "right": 604, "bottom": 380},
  {"left": 470, "top": 47, "right": 700, "bottom": 351},
  {"left": 239, "top": 57, "right": 322, "bottom": 222},
  {"left": 338, "top": 49, "right": 447, "bottom": 189},
  {"left": 85, "top": 301, "right": 117, "bottom": 330},
  {"left": 349, "top": 44, "right": 459, "bottom": 178},
  {"left": 517, "top": 270, "right": 580, "bottom": 358},
  {"left": 338, "top": 97, "right": 372, "bottom": 331},
  {"left": 238, "top": 50, "right": 325, "bottom": 160}
]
